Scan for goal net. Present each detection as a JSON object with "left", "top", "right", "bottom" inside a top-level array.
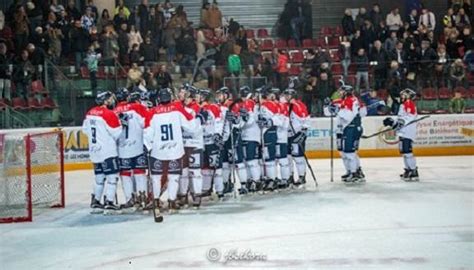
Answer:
[{"left": 0, "top": 131, "right": 65, "bottom": 223}]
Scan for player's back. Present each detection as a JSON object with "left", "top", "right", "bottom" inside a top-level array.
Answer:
[
  {"left": 289, "top": 99, "right": 309, "bottom": 133},
  {"left": 241, "top": 99, "right": 260, "bottom": 142},
  {"left": 398, "top": 99, "right": 417, "bottom": 140},
  {"left": 82, "top": 106, "right": 122, "bottom": 163},
  {"left": 114, "top": 102, "right": 148, "bottom": 158}
]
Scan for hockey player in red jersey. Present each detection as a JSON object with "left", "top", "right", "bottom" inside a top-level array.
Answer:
[
  {"left": 82, "top": 91, "right": 123, "bottom": 212},
  {"left": 113, "top": 88, "right": 150, "bottom": 211},
  {"left": 144, "top": 88, "right": 205, "bottom": 221},
  {"left": 282, "top": 88, "right": 310, "bottom": 187},
  {"left": 383, "top": 88, "right": 419, "bottom": 181}
]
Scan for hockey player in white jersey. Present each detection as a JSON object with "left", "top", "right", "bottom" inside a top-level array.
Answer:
[
  {"left": 282, "top": 88, "right": 310, "bottom": 187},
  {"left": 196, "top": 89, "right": 226, "bottom": 199},
  {"left": 82, "top": 91, "right": 122, "bottom": 212},
  {"left": 274, "top": 89, "right": 291, "bottom": 189},
  {"left": 144, "top": 88, "right": 203, "bottom": 220},
  {"left": 257, "top": 87, "right": 283, "bottom": 191},
  {"left": 113, "top": 88, "right": 149, "bottom": 210},
  {"left": 383, "top": 88, "right": 419, "bottom": 181},
  {"left": 177, "top": 84, "right": 206, "bottom": 208}
]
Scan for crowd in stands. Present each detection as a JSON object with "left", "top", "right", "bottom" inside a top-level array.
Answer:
[{"left": 0, "top": 0, "right": 473, "bottom": 117}]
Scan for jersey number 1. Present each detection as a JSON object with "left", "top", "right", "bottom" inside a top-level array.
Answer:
[{"left": 161, "top": 124, "right": 173, "bottom": 141}]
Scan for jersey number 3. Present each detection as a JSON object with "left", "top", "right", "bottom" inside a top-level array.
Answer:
[{"left": 161, "top": 124, "right": 174, "bottom": 141}]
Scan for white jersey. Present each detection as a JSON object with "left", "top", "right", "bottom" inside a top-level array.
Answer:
[
  {"left": 82, "top": 106, "right": 122, "bottom": 163},
  {"left": 144, "top": 102, "right": 196, "bottom": 160},
  {"left": 221, "top": 99, "right": 245, "bottom": 141},
  {"left": 277, "top": 101, "right": 290, "bottom": 143},
  {"left": 241, "top": 99, "right": 261, "bottom": 143},
  {"left": 288, "top": 99, "right": 310, "bottom": 137},
  {"left": 201, "top": 102, "right": 224, "bottom": 145},
  {"left": 397, "top": 99, "right": 417, "bottom": 140},
  {"left": 335, "top": 95, "right": 360, "bottom": 132},
  {"left": 182, "top": 101, "right": 204, "bottom": 149},
  {"left": 260, "top": 99, "right": 283, "bottom": 133},
  {"left": 114, "top": 102, "right": 148, "bottom": 159}
]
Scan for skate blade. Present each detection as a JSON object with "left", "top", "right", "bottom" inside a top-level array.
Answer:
[
  {"left": 154, "top": 214, "right": 163, "bottom": 223},
  {"left": 120, "top": 207, "right": 138, "bottom": 214},
  {"left": 90, "top": 209, "right": 104, "bottom": 214},
  {"left": 103, "top": 209, "right": 123, "bottom": 215}
]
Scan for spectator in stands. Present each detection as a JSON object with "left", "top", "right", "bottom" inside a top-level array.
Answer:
[
  {"left": 384, "top": 31, "right": 398, "bottom": 52},
  {"left": 387, "top": 71, "right": 402, "bottom": 114},
  {"left": 100, "top": 24, "right": 119, "bottom": 66},
  {"left": 86, "top": 0, "right": 99, "bottom": 22},
  {"left": 177, "top": 28, "right": 197, "bottom": 78},
  {"left": 446, "top": 30, "right": 462, "bottom": 59},
  {"left": 98, "top": 9, "right": 112, "bottom": 33},
  {"left": 205, "top": 1, "right": 223, "bottom": 29},
  {"left": 419, "top": 8, "right": 436, "bottom": 32},
  {"left": 351, "top": 30, "right": 365, "bottom": 55},
  {"left": 275, "top": 49, "right": 289, "bottom": 90},
  {"left": 129, "top": 43, "right": 141, "bottom": 64},
  {"left": 449, "top": 58, "right": 468, "bottom": 88},
  {"left": 200, "top": 2, "right": 211, "bottom": 27},
  {"left": 47, "top": 27, "right": 63, "bottom": 64},
  {"left": 386, "top": 8, "right": 403, "bottom": 32},
  {"left": 138, "top": 0, "right": 149, "bottom": 35},
  {"left": 13, "top": 6, "right": 30, "bottom": 55},
  {"left": 140, "top": 36, "right": 158, "bottom": 66},
  {"left": 370, "top": 40, "right": 389, "bottom": 90},
  {"left": 30, "top": 26, "right": 49, "bottom": 53},
  {"left": 163, "top": 27, "right": 179, "bottom": 64},
  {"left": 69, "top": 20, "right": 90, "bottom": 71},
  {"left": 66, "top": 0, "right": 81, "bottom": 20},
  {"left": 0, "top": 42, "right": 11, "bottom": 99},
  {"left": 355, "top": 7, "right": 369, "bottom": 30},
  {"left": 435, "top": 44, "right": 450, "bottom": 87},
  {"left": 117, "top": 23, "right": 129, "bottom": 64},
  {"left": 12, "top": 50, "right": 34, "bottom": 99},
  {"left": 315, "top": 72, "right": 333, "bottom": 116},
  {"left": 236, "top": 26, "right": 248, "bottom": 52},
  {"left": 449, "top": 89, "right": 466, "bottom": 113},
  {"left": 361, "top": 19, "right": 376, "bottom": 50},
  {"left": 340, "top": 36, "right": 351, "bottom": 79},
  {"left": 443, "top": 8, "right": 456, "bottom": 30},
  {"left": 128, "top": 25, "right": 143, "bottom": 53},
  {"left": 81, "top": 7, "right": 95, "bottom": 33},
  {"left": 375, "top": 19, "right": 389, "bottom": 42},
  {"left": 149, "top": 5, "right": 165, "bottom": 48},
  {"left": 342, "top": 9, "right": 355, "bottom": 37},
  {"left": 195, "top": 26, "right": 209, "bottom": 59},
  {"left": 407, "top": 9, "right": 418, "bottom": 32},
  {"left": 390, "top": 41, "right": 407, "bottom": 70},
  {"left": 128, "top": 6, "right": 140, "bottom": 32},
  {"left": 50, "top": 0, "right": 65, "bottom": 15},
  {"left": 301, "top": 75, "right": 316, "bottom": 115},
  {"left": 461, "top": 27, "right": 474, "bottom": 51},
  {"left": 115, "top": 0, "right": 130, "bottom": 19},
  {"left": 455, "top": 8, "right": 470, "bottom": 29},
  {"left": 464, "top": 49, "right": 474, "bottom": 72},
  {"left": 156, "top": 64, "right": 173, "bottom": 88},
  {"left": 354, "top": 48, "right": 369, "bottom": 93},
  {"left": 27, "top": 43, "right": 45, "bottom": 71},
  {"left": 84, "top": 46, "right": 100, "bottom": 93},
  {"left": 113, "top": 7, "right": 129, "bottom": 28},
  {"left": 168, "top": 5, "right": 189, "bottom": 30},
  {"left": 418, "top": 39, "right": 437, "bottom": 87},
  {"left": 369, "top": 4, "right": 383, "bottom": 27},
  {"left": 127, "top": 62, "right": 142, "bottom": 87},
  {"left": 228, "top": 45, "right": 242, "bottom": 77},
  {"left": 361, "top": 89, "right": 384, "bottom": 116}
]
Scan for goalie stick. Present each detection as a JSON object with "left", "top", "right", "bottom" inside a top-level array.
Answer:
[{"left": 361, "top": 115, "right": 430, "bottom": 139}]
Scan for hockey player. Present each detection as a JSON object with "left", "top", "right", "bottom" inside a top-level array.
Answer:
[
  {"left": 383, "top": 88, "right": 419, "bottom": 181},
  {"left": 197, "top": 88, "right": 225, "bottom": 199},
  {"left": 282, "top": 88, "right": 310, "bottom": 187},
  {"left": 274, "top": 88, "right": 291, "bottom": 189},
  {"left": 216, "top": 86, "right": 249, "bottom": 195},
  {"left": 257, "top": 87, "right": 282, "bottom": 191},
  {"left": 113, "top": 88, "right": 149, "bottom": 210},
  {"left": 82, "top": 91, "right": 122, "bottom": 212},
  {"left": 144, "top": 88, "right": 203, "bottom": 220},
  {"left": 326, "top": 82, "right": 364, "bottom": 183},
  {"left": 177, "top": 84, "right": 206, "bottom": 208}
]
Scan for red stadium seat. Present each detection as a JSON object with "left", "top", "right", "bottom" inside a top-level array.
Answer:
[
  {"left": 331, "top": 64, "right": 343, "bottom": 75},
  {"left": 246, "top": 29, "right": 255, "bottom": 39},
  {"left": 260, "top": 39, "right": 274, "bottom": 51},
  {"left": 27, "top": 97, "right": 42, "bottom": 109},
  {"left": 302, "top": 39, "right": 313, "bottom": 49},
  {"left": 327, "top": 36, "right": 340, "bottom": 49},
  {"left": 41, "top": 96, "right": 58, "bottom": 109},
  {"left": 333, "top": 26, "right": 344, "bottom": 36},
  {"left": 438, "top": 87, "right": 452, "bottom": 99},
  {"left": 257, "top": 28, "right": 269, "bottom": 38},
  {"left": 421, "top": 88, "right": 437, "bottom": 100},
  {"left": 274, "top": 39, "right": 288, "bottom": 49},
  {"left": 97, "top": 66, "right": 107, "bottom": 79},
  {"left": 80, "top": 66, "right": 90, "bottom": 79},
  {"left": 288, "top": 64, "right": 302, "bottom": 76},
  {"left": 31, "top": 80, "right": 46, "bottom": 94},
  {"left": 320, "top": 26, "right": 331, "bottom": 36},
  {"left": 12, "top": 97, "right": 28, "bottom": 110},
  {"left": 289, "top": 50, "right": 304, "bottom": 63},
  {"left": 0, "top": 98, "right": 8, "bottom": 110},
  {"left": 313, "top": 37, "right": 326, "bottom": 48},
  {"left": 288, "top": 39, "right": 298, "bottom": 49},
  {"left": 468, "top": 86, "right": 474, "bottom": 98},
  {"left": 454, "top": 87, "right": 468, "bottom": 98}
]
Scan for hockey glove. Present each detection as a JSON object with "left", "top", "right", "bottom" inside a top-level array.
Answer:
[
  {"left": 225, "top": 111, "right": 238, "bottom": 124},
  {"left": 293, "top": 129, "right": 307, "bottom": 145},
  {"left": 323, "top": 97, "right": 333, "bottom": 106},
  {"left": 196, "top": 109, "right": 209, "bottom": 125},
  {"left": 383, "top": 117, "right": 395, "bottom": 127},
  {"left": 328, "top": 104, "right": 339, "bottom": 115},
  {"left": 240, "top": 108, "right": 249, "bottom": 122},
  {"left": 213, "top": 133, "right": 224, "bottom": 149}
]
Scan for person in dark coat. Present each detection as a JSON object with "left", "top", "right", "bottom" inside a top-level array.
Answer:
[
  {"left": 156, "top": 64, "right": 173, "bottom": 89},
  {"left": 176, "top": 28, "right": 197, "bottom": 78},
  {"left": 342, "top": 9, "right": 355, "bottom": 37},
  {"left": 417, "top": 39, "right": 437, "bottom": 87},
  {"left": 69, "top": 20, "right": 90, "bottom": 70},
  {"left": 370, "top": 40, "right": 389, "bottom": 90}
]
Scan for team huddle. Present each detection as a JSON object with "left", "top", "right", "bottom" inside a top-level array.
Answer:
[{"left": 82, "top": 80, "right": 420, "bottom": 222}]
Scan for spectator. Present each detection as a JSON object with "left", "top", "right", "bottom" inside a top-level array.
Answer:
[
  {"left": 26, "top": 0, "right": 43, "bottom": 31},
  {"left": 127, "top": 62, "right": 142, "bottom": 87},
  {"left": 163, "top": 27, "right": 179, "bottom": 64},
  {"left": 81, "top": 7, "right": 95, "bottom": 33},
  {"left": 354, "top": 48, "right": 369, "bottom": 93},
  {"left": 50, "top": 0, "right": 65, "bottom": 15},
  {"left": 407, "top": 9, "right": 418, "bottom": 32},
  {"left": 98, "top": 9, "right": 112, "bottom": 33},
  {"left": 370, "top": 40, "right": 389, "bottom": 90},
  {"left": 449, "top": 89, "right": 466, "bottom": 113},
  {"left": 443, "top": 8, "right": 457, "bottom": 30},
  {"left": 114, "top": 0, "right": 130, "bottom": 18},
  {"left": 12, "top": 50, "right": 34, "bottom": 99},
  {"left": 418, "top": 39, "right": 438, "bottom": 87},
  {"left": 355, "top": 7, "right": 369, "bottom": 30},
  {"left": 30, "top": 26, "right": 49, "bottom": 52},
  {"left": 342, "top": 9, "right": 355, "bottom": 37},
  {"left": 128, "top": 6, "right": 140, "bottom": 32},
  {"left": 464, "top": 49, "right": 474, "bottom": 72},
  {"left": 26, "top": 43, "right": 45, "bottom": 70},
  {"left": 406, "top": 41, "right": 419, "bottom": 76},
  {"left": 361, "top": 89, "right": 384, "bottom": 116},
  {"left": 200, "top": 2, "right": 211, "bottom": 27},
  {"left": 156, "top": 64, "right": 173, "bottom": 88},
  {"left": 117, "top": 23, "right": 129, "bottom": 64},
  {"left": 86, "top": 0, "right": 99, "bottom": 22},
  {"left": 369, "top": 4, "right": 383, "bottom": 27},
  {"left": 0, "top": 43, "right": 11, "bottom": 99},
  {"left": 315, "top": 72, "right": 333, "bottom": 116},
  {"left": 149, "top": 5, "right": 165, "bottom": 48},
  {"left": 461, "top": 27, "right": 474, "bottom": 51},
  {"left": 140, "top": 36, "right": 158, "bottom": 66},
  {"left": 386, "top": 8, "right": 403, "bottom": 32},
  {"left": 13, "top": 6, "right": 30, "bottom": 54},
  {"left": 47, "top": 27, "right": 63, "bottom": 64},
  {"left": 449, "top": 58, "right": 468, "bottom": 88},
  {"left": 418, "top": 8, "right": 436, "bottom": 32},
  {"left": 128, "top": 25, "right": 143, "bottom": 53},
  {"left": 168, "top": 5, "right": 189, "bottom": 29},
  {"left": 376, "top": 20, "right": 389, "bottom": 42},
  {"left": 129, "top": 43, "right": 141, "bottom": 64},
  {"left": 236, "top": 26, "right": 248, "bottom": 52},
  {"left": 288, "top": 0, "right": 310, "bottom": 46},
  {"left": 195, "top": 26, "right": 209, "bottom": 59},
  {"left": 446, "top": 30, "right": 462, "bottom": 59},
  {"left": 302, "top": 75, "right": 316, "bottom": 115},
  {"left": 434, "top": 44, "right": 450, "bottom": 87},
  {"left": 455, "top": 8, "right": 470, "bottom": 29},
  {"left": 69, "top": 20, "right": 90, "bottom": 70},
  {"left": 138, "top": 0, "right": 149, "bottom": 35},
  {"left": 84, "top": 46, "right": 100, "bottom": 93},
  {"left": 228, "top": 45, "right": 242, "bottom": 77},
  {"left": 177, "top": 28, "right": 197, "bottom": 78},
  {"left": 361, "top": 19, "right": 376, "bottom": 50},
  {"left": 66, "top": 0, "right": 81, "bottom": 20},
  {"left": 100, "top": 25, "right": 119, "bottom": 66},
  {"left": 351, "top": 30, "right": 365, "bottom": 55},
  {"left": 384, "top": 31, "right": 398, "bottom": 52},
  {"left": 390, "top": 41, "right": 407, "bottom": 68},
  {"left": 206, "top": 2, "right": 223, "bottom": 29},
  {"left": 113, "top": 7, "right": 129, "bottom": 28},
  {"left": 340, "top": 36, "right": 351, "bottom": 78},
  {"left": 275, "top": 49, "right": 289, "bottom": 89}
]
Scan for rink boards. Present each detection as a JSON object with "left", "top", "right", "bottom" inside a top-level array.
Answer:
[{"left": 1, "top": 114, "right": 473, "bottom": 171}]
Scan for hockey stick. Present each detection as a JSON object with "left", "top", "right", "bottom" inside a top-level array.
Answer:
[
  {"left": 288, "top": 103, "right": 318, "bottom": 187},
  {"left": 330, "top": 111, "right": 334, "bottom": 182},
  {"left": 257, "top": 92, "right": 267, "bottom": 180},
  {"left": 361, "top": 115, "right": 430, "bottom": 139},
  {"left": 145, "top": 152, "right": 163, "bottom": 223}
]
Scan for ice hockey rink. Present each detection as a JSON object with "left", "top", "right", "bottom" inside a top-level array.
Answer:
[{"left": 0, "top": 155, "right": 473, "bottom": 270}]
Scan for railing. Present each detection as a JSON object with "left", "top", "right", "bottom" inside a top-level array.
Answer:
[{"left": 0, "top": 106, "right": 34, "bottom": 129}]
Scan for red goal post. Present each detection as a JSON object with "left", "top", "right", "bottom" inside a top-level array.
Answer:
[{"left": 0, "top": 130, "right": 65, "bottom": 223}]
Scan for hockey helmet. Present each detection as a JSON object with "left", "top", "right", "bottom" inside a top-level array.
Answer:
[
  {"left": 338, "top": 79, "right": 354, "bottom": 93},
  {"left": 283, "top": 88, "right": 297, "bottom": 98},
  {"left": 95, "top": 91, "right": 114, "bottom": 106},
  {"left": 128, "top": 91, "right": 141, "bottom": 103},
  {"left": 400, "top": 88, "right": 417, "bottom": 99},
  {"left": 115, "top": 87, "right": 129, "bottom": 102},
  {"left": 157, "top": 88, "right": 173, "bottom": 104},
  {"left": 197, "top": 88, "right": 212, "bottom": 100}
]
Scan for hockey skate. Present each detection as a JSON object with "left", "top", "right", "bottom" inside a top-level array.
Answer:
[
  {"left": 90, "top": 194, "right": 104, "bottom": 214},
  {"left": 103, "top": 200, "right": 122, "bottom": 215},
  {"left": 153, "top": 199, "right": 163, "bottom": 223},
  {"left": 343, "top": 173, "right": 360, "bottom": 184},
  {"left": 168, "top": 200, "right": 181, "bottom": 214},
  {"left": 263, "top": 179, "right": 275, "bottom": 193},
  {"left": 405, "top": 168, "right": 419, "bottom": 182},
  {"left": 137, "top": 191, "right": 148, "bottom": 210},
  {"left": 341, "top": 172, "right": 351, "bottom": 182},
  {"left": 293, "top": 176, "right": 306, "bottom": 189},
  {"left": 353, "top": 168, "right": 366, "bottom": 183},
  {"left": 177, "top": 195, "right": 189, "bottom": 209},
  {"left": 191, "top": 193, "right": 202, "bottom": 209},
  {"left": 217, "top": 193, "right": 225, "bottom": 201},
  {"left": 120, "top": 197, "right": 137, "bottom": 214},
  {"left": 277, "top": 179, "right": 289, "bottom": 190},
  {"left": 400, "top": 169, "right": 410, "bottom": 181},
  {"left": 248, "top": 180, "right": 257, "bottom": 193},
  {"left": 223, "top": 181, "right": 234, "bottom": 194},
  {"left": 238, "top": 183, "right": 249, "bottom": 195}
]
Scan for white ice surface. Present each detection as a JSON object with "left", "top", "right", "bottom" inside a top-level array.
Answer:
[{"left": 0, "top": 156, "right": 473, "bottom": 270}]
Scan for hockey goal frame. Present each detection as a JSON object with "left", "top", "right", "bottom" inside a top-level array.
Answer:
[{"left": 0, "top": 130, "right": 65, "bottom": 223}]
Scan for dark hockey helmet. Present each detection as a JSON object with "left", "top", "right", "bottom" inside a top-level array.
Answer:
[
  {"left": 239, "top": 85, "right": 252, "bottom": 99},
  {"left": 115, "top": 87, "right": 129, "bottom": 102},
  {"left": 400, "top": 88, "right": 417, "bottom": 100},
  {"left": 95, "top": 91, "right": 114, "bottom": 105},
  {"left": 338, "top": 79, "right": 354, "bottom": 93},
  {"left": 197, "top": 88, "right": 212, "bottom": 99},
  {"left": 128, "top": 90, "right": 141, "bottom": 103},
  {"left": 157, "top": 88, "right": 173, "bottom": 104},
  {"left": 216, "top": 86, "right": 230, "bottom": 96}
]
